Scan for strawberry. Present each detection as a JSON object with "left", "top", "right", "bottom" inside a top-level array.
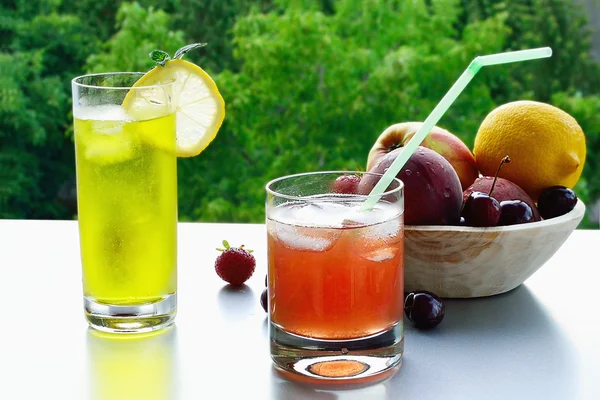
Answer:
[{"left": 214, "top": 240, "right": 256, "bottom": 285}]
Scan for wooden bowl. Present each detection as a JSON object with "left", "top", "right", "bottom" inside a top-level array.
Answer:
[{"left": 404, "top": 200, "right": 586, "bottom": 298}]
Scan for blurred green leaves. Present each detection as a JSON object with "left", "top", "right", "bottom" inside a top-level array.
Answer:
[
  {"left": 1, "top": 0, "right": 599, "bottom": 229},
  {"left": 86, "top": 2, "right": 185, "bottom": 73}
]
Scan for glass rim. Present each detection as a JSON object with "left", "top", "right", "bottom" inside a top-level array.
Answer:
[
  {"left": 71, "top": 72, "right": 176, "bottom": 90},
  {"left": 265, "top": 170, "right": 404, "bottom": 201}
]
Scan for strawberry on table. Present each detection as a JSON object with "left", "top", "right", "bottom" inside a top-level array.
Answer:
[{"left": 214, "top": 240, "right": 256, "bottom": 286}]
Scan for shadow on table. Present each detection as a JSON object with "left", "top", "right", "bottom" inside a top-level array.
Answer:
[
  {"left": 269, "top": 365, "right": 397, "bottom": 400},
  {"left": 387, "top": 285, "right": 578, "bottom": 399},
  {"left": 268, "top": 285, "right": 578, "bottom": 399},
  {"left": 217, "top": 284, "right": 258, "bottom": 320},
  {"left": 86, "top": 325, "right": 178, "bottom": 400}
]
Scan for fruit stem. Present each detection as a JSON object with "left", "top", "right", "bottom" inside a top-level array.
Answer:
[
  {"left": 387, "top": 143, "right": 404, "bottom": 152},
  {"left": 489, "top": 155, "right": 511, "bottom": 196}
]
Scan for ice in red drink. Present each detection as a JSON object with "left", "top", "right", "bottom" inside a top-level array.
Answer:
[{"left": 267, "top": 198, "right": 404, "bottom": 340}]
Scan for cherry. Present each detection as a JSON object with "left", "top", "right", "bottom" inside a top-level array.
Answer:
[
  {"left": 462, "top": 192, "right": 501, "bottom": 226},
  {"left": 404, "top": 291, "right": 445, "bottom": 329},
  {"left": 499, "top": 200, "right": 535, "bottom": 225},
  {"left": 537, "top": 186, "right": 578, "bottom": 219},
  {"left": 461, "top": 155, "right": 510, "bottom": 227}
]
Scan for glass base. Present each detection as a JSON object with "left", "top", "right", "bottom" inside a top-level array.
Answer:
[
  {"left": 84, "top": 294, "right": 177, "bottom": 334},
  {"left": 270, "top": 321, "right": 403, "bottom": 383}
]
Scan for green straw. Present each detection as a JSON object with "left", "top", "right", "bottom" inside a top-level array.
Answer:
[{"left": 360, "top": 47, "right": 552, "bottom": 211}]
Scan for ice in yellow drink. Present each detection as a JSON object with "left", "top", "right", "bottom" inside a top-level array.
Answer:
[{"left": 74, "top": 105, "right": 177, "bottom": 305}]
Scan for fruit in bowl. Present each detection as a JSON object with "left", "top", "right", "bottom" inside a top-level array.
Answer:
[
  {"left": 403, "top": 153, "right": 584, "bottom": 297},
  {"left": 403, "top": 199, "right": 586, "bottom": 298},
  {"left": 360, "top": 145, "right": 463, "bottom": 225},
  {"left": 537, "top": 186, "right": 579, "bottom": 220},
  {"left": 365, "top": 100, "right": 587, "bottom": 297},
  {"left": 461, "top": 156, "right": 541, "bottom": 226},
  {"left": 367, "top": 122, "right": 479, "bottom": 190},
  {"left": 473, "top": 100, "right": 586, "bottom": 202}
]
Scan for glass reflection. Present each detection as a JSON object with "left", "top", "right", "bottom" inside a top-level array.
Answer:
[{"left": 87, "top": 325, "right": 176, "bottom": 400}]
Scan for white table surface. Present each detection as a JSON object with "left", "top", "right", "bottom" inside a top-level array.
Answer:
[{"left": 0, "top": 220, "right": 598, "bottom": 400}]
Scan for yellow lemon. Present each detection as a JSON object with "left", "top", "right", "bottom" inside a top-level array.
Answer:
[
  {"left": 123, "top": 59, "right": 225, "bottom": 157},
  {"left": 473, "top": 100, "right": 586, "bottom": 201}
]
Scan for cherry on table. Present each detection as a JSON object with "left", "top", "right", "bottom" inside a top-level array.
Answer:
[
  {"left": 260, "top": 288, "right": 268, "bottom": 313},
  {"left": 404, "top": 290, "right": 445, "bottom": 329}
]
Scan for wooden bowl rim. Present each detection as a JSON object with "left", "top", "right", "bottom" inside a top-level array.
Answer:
[{"left": 405, "top": 199, "right": 586, "bottom": 233}]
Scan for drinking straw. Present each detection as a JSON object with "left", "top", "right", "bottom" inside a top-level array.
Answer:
[{"left": 360, "top": 47, "right": 552, "bottom": 211}]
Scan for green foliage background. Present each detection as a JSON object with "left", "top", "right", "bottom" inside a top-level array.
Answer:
[{"left": 1, "top": 0, "right": 599, "bottom": 228}]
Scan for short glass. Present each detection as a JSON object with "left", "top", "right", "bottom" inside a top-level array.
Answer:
[
  {"left": 72, "top": 73, "right": 178, "bottom": 333},
  {"left": 266, "top": 171, "right": 405, "bottom": 382}
]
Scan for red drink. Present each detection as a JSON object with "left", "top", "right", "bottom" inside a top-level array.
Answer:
[
  {"left": 266, "top": 172, "right": 404, "bottom": 381},
  {"left": 267, "top": 199, "right": 404, "bottom": 340}
]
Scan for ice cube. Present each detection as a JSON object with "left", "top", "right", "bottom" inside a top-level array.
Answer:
[
  {"left": 341, "top": 209, "right": 379, "bottom": 227},
  {"left": 365, "top": 217, "right": 402, "bottom": 240},
  {"left": 84, "top": 121, "right": 137, "bottom": 165},
  {"left": 289, "top": 202, "right": 350, "bottom": 228},
  {"left": 345, "top": 203, "right": 402, "bottom": 240},
  {"left": 275, "top": 223, "right": 341, "bottom": 252},
  {"left": 85, "top": 139, "right": 135, "bottom": 164},
  {"left": 269, "top": 201, "right": 361, "bottom": 251},
  {"left": 90, "top": 119, "right": 126, "bottom": 135},
  {"left": 74, "top": 104, "right": 131, "bottom": 122},
  {"left": 360, "top": 246, "right": 399, "bottom": 262}
]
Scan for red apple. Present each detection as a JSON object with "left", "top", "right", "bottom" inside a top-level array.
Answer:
[
  {"left": 360, "top": 146, "right": 463, "bottom": 225},
  {"left": 367, "top": 122, "right": 479, "bottom": 191}
]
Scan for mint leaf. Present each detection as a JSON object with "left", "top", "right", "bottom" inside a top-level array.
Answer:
[{"left": 149, "top": 50, "right": 170, "bottom": 67}]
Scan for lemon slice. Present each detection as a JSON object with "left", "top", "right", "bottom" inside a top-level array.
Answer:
[{"left": 123, "top": 59, "right": 225, "bottom": 157}]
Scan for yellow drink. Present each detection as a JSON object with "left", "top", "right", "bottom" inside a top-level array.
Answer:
[
  {"left": 74, "top": 106, "right": 177, "bottom": 306},
  {"left": 72, "top": 57, "right": 225, "bottom": 332}
]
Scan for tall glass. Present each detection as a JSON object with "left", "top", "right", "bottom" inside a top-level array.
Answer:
[
  {"left": 72, "top": 73, "right": 177, "bottom": 333},
  {"left": 266, "top": 171, "right": 404, "bottom": 382}
]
